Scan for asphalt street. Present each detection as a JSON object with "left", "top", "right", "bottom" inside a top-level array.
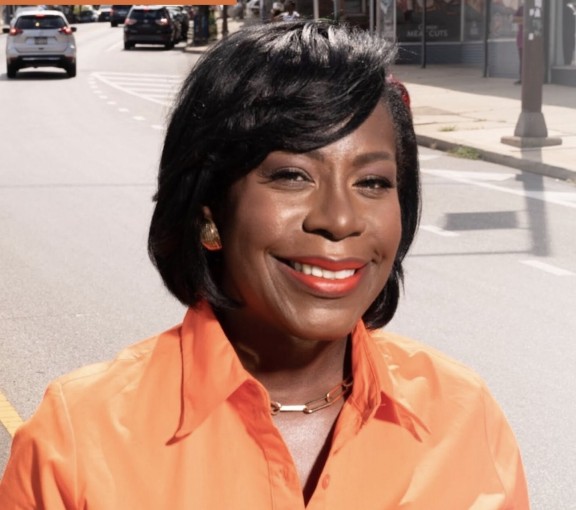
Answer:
[{"left": 1, "top": 21, "right": 575, "bottom": 509}]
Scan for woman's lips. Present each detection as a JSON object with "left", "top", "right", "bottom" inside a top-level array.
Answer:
[{"left": 277, "top": 257, "right": 366, "bottom": 297}]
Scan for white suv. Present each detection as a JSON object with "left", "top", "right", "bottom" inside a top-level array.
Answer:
[{"left": 3, "top": 9, "right": 77, "bottom": 79}]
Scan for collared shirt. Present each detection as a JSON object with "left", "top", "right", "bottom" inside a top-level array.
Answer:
[{"left": 0, "top": 302, "right": 529, "bottom": 509}]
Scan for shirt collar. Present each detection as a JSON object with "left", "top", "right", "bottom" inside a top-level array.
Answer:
[
  {"left": 170, "top": 302, "right": 253, "bottom": 442},
  {"left": 169, "top": 303, "right": 428, "bottom": 442},
  {"left": 349, "top": 321, "right": 430, "bottom": 441}
]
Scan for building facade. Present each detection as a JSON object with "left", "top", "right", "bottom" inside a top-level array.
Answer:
[{"left": 297, "top": 0, "right": 576, "bottom": 86}]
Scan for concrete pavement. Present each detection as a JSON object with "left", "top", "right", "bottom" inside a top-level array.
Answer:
[
  {"left": 187, "top": 18, "right": 576, "bottom": 183},
  {"left": 392, "top": 64, "right": 576, "bottom": 183}
]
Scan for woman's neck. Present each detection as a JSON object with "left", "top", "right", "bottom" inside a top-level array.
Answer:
[{"left": 216, "top": 308, "right": 351, "bottom": 401}]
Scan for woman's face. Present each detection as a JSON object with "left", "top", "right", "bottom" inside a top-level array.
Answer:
[{"left": 214, "top": 102, "right": 402, "bottom": 342}]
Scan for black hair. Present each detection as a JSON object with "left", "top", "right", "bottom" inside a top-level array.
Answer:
[{"left": 148, "top": 21, "right": 420, "bottom": 329}]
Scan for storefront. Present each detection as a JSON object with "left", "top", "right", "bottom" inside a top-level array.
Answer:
[
  {"left": 374, "top": 0, "right": 576, "bottom": 85},
  {"left": 549, "top": 1, "right": 576, "bottom": 85},
  {"left": 296, "top": 0, "right": 575, "bottom": 86}
]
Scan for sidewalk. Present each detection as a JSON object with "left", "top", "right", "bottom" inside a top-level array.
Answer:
[
  {"left": 392, "top": 64, "right": 576, "bottom": 182},
  {"left": 187, "top": 22, "right": 576, "bottom": 183}
]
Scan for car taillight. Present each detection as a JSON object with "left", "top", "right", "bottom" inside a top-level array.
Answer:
[
  {"left": 9, "top": 27, "right": 23, "bottom": 36},
  {"left": 155, "top": 17, "right": 169, "bottom": 26},
  {"left": 58, "top": 26, "right": 73, "bottom": 35},
  {"left": 125, "top": 18, "right": 137, "bottom": 25}
]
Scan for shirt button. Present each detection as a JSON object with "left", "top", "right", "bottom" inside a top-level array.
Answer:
[{"left": 321, "top": 474, "right": 331, "bottom": 489}]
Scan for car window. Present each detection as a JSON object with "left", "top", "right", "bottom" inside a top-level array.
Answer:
[
  {"left": 129, "top": 9, "right": 166, "bottom": 21},
  {"left": 16, "top": 15, "right": 66, "bottom": 30}
]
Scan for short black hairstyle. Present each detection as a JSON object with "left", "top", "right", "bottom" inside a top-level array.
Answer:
[{"left": 148, "top": 21, "right": 420, "bottom": 329}]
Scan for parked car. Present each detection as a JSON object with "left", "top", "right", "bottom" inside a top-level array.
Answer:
[
  {"left": 110, "top": 4, "right": 132, "bottom": 27},
  {"left": 166, "top": 5, "right": 189, "bottom": 43},
  {"left": 3, "top": 9, "right": 77, "bottom": 78},
  {"left": 77, "top": 8, "right": 99, "bottom": 23},
  {"left": 123, "top": 5, "right": 178, "bottom": 50},
  {"left": 98, "top": 5, "right": 112, "bottom": 22}
]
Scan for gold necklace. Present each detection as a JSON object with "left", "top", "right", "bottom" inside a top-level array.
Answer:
[{"left": 270, "top": 376, "right": 353, "bottom": 415}]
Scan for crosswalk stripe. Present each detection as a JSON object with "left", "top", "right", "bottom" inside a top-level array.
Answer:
[
  {"left": 420, "top": 225, "right": 459, "bottom": 237},
  {"left": 520, "top": 260, "right": 575, "bottom": 276},
  {"left": 92, "top": 72, "right": 180, "bottom": 106}
]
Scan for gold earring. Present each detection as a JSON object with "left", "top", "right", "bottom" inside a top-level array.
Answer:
[{"left": 200, "top": 220, "right": 222, "bottom": 251}]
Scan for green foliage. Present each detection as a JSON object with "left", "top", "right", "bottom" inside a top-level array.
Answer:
[{"left": 448, "top": 146, "right": 481, "bottom": 160}]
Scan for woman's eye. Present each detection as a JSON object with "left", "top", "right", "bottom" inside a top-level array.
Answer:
[
  {"left": 268, "top": 168, "right": 310, "bottom": 183},
  {"left": 356, "top": 176, "right": 394, "bottom": 191}
]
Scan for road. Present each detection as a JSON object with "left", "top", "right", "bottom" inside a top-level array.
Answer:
[{"left": 1, "top": 21, "right": 576, "bottom": 510}]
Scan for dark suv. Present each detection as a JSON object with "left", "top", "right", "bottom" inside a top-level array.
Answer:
[
  {"left": 110, "top": 5, "right": 132, "bottom": 27},
  {"left": 123, "top": 6, "right": 177, "bottom": 50}
]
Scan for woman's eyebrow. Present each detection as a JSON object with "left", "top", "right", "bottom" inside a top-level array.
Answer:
[
  {"left": 303, "top": 150, "right": 395, "bottom": 166},
  {"left": 352, "top": 152, "right": 396, "bottom": 166}
]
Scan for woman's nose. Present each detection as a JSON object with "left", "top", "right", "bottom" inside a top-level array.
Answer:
[{"left": 302, "top": 185, "right": 366, "bottom": 241}]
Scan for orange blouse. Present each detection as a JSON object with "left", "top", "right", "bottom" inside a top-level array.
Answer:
[{"left": 0, "top": 302, "right": 529, "bottom": 509}]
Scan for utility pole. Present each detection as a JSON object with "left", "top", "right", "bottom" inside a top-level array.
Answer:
[
  {"left": 222, "top": 5, "right": 228, "bottom": 37},
  {"left": 483, "top": 0, "right": 491, "bottom": 77},
  {"left": 502, "top": 0, "right": 561, "bottom": 148},
  {"left": 421, "top": 1, "right": 427, "bottom": 68}
]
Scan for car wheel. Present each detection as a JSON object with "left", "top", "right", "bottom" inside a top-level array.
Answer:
[
  {"left": 111, "top": 21, "right": 118, "bottom": 27},
  {"left": 124, "top": 41, "right": 133, "bottom": 50},
  {"left": 7, "top": 63, "right": 18, "bottom": 79},
  {"left": 165, "top": 42, "right": 174, "bottom": 50},
  {"left": 66, "top": 63, "right": 77, "bottom": 78}
]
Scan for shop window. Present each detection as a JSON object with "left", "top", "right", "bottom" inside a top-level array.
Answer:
[
  {"left": 344, "top": 0, "right": 364, "bottom": 15},
  {"left": 464, "top": 0, "right": 485, "bottom": 40},
  {"left": 489, "top": 0, "right": 521, "bottom": 39},
  {"left": 396, "top": 0, "right": 461, "bottom": 43}
]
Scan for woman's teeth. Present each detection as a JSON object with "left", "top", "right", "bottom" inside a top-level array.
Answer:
[{"left": 292, "top": 262, "right": 355, "bottom": 280}]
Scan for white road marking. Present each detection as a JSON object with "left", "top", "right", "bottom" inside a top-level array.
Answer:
[
  {"left": 425, "top": 170, "right": 517, "bottom": 182},
  {"left": 105, "top": 41, "right": 123, "bottom": 52},
  {"left": 420, "top": 225, "right": 460, "bottom": 237},
  {"left": 89, "top": 74, "right": 170, "bottom": 132},
  {"left": 520, "top": 260, "right": 575, "bottom": 276},
  {"left": 539, "top": 192, "right": 576, "bottom": 204},
  {"left": 98, "top": 71, "right": 181, "bottom": 78},
  {"left": 419, "top": 154, "right": 443, "bottom": 161},
  {"left": 423, "top": 169, "right": 576, "bottom": 209},
  {"left": 92, "top": 72, "right": 181, "bottom": 106}
]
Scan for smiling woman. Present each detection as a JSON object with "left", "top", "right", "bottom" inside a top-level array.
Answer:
[{"left": 0, "top": 21, "right": 529, "bottom": 510}]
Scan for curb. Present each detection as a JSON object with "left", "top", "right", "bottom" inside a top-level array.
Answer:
[{"left": 416, "top": 134, "right": 576, "bottom": 183}]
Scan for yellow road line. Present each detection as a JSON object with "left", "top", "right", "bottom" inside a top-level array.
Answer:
[{"left": 0, "top": 390, "right": 24, "bottom": 437}]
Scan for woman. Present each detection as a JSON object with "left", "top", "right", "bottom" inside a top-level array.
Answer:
[
  {"left": 0, "top": 22, "right": 528, "bottom": 509},
  {"left": 275, "top": 1, "right": 300, "bottom": 21}
]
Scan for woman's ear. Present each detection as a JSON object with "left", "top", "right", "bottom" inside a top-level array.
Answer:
[{"left": 202, "top": 205, "right": 215, "bottom": 222}]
